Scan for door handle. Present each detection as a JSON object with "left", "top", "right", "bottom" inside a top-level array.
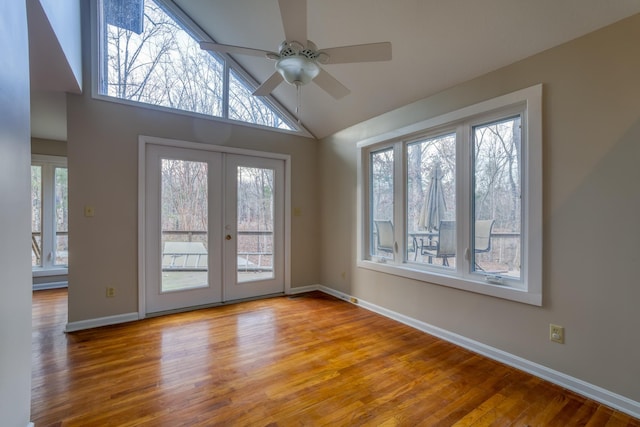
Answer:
[{"left": 225, "top": 234, "right": 232, "bottom": 240}]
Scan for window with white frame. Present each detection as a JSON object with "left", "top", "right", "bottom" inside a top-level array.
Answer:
[
  {"left": 32, "top": 155, "right": 68, "bottom": 274},
  {"left": 359, "top": 86, "right": 542, "bottom": 305},
  {"left": 96, "top": 0, "right": 297, "bottom": 132}
]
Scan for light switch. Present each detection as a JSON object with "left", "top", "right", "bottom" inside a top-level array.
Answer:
[{"left": 84, "top": 205, "right": 95, "bottom": 217}]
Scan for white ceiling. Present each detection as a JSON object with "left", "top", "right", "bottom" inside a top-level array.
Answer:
[
  {"left": 173, "top": 0, "right": 640, "bottom": 139},
  {"left": 30, "top": 1, "right": 640, "bottom": 141}
]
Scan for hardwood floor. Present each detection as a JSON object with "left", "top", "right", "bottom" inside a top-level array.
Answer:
[{"left": 32, "top": 289, "right": 639, "bottom": 426}]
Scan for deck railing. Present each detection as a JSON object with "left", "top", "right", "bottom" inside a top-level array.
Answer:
[
  {"left": 162, "top": 230, "right": 273, "bottom": 271},
  {"left": 32, "top": 231, "right": 68, "bottom": 267}
]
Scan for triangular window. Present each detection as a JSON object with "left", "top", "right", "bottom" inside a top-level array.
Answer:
[{"left": 98, "top": 0, "right": 296, "bottom": 132}]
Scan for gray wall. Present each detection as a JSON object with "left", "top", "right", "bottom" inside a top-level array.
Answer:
[
  {"left": 319, "top": 14, "right": 640, "bottom": 402},
  {"left": 0, "top": 1, "right": 33, "bottom": 425},
  {"left": 66, "top": 3, "right": 320, "bottom": 323}
]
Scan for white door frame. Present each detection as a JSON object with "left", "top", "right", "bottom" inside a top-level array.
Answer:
[
  {"left": 144, "top": 145, "right": 223, "bottom": 313},
  {"left": 137, "top": 135, "right": 292, "bottom": 319},
  {"left": 223, "top": 154, "right": 285, "bottom": 300}
]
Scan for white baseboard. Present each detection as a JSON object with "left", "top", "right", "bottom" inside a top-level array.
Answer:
[
  {"left": 58, "top": 284, "right": 640, "bottom": 418},
  {"left": 65, "top": 312, "right": 139, "bottom": 333},
  {"left": 27, "top": 422, "right": 34, "bottom": 427},
  {"left": 33, "top": 281, "right": 68, "bottom": 291},
  {"left": 288, "top": 285, "right": 323, "bottom": 295},
  {"left": 312, "top": 284, "right": 640, "bottom": 419}
]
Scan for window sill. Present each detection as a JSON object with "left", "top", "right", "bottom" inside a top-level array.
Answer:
[
  {"left": 357, "top": 259, "right": 541, "bottom": 306},
  {"left": 91, "top": 94, "right": 314, "bottom": 139}
]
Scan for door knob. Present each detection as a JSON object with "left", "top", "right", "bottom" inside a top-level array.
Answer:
[{"left": 225, "top": 234, "right": 232, "bottom": 240}]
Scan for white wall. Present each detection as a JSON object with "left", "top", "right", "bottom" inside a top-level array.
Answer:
[
  {"left": 39, "top": 0, "right": 81, "bottom": 80},
  {"left": 35, "top": 0, "right": 82, "bottom": 91},
  {"left": 319, "top": 14, "right": 640, "bottom": 405},
  {"left": 0, "top": 1, "right": 34, "bottom": 426}
]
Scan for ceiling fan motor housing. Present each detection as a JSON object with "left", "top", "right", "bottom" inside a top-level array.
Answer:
[
  {"left": 278, "top": 40, "right": 318, "bottom": 59},
  {"left": 275, "top": 41, "right": 322, "bottom": 85},
  {"left": 199, "top": 0, "right": 390, "bottom": 98}
]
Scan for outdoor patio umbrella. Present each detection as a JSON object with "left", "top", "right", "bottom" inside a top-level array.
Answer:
[{"left": 418, "top": 164, "right": 446, "bottom": 231}]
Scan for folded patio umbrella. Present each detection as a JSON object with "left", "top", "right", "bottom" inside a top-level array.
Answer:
[{"left": 418, "top": 164, "right": 446, "bottom": 231}]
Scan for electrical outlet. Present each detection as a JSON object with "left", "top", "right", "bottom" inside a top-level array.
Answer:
[
  {"left": 106, "top": 287, "right": 116, "bottom": 297},
  {"left": 550, "top": 324, "right": 564, "bottom": 344}
]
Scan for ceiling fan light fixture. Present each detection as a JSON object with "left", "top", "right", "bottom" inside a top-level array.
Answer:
[
  {"left": 199, "top": 0, "right": 392, "bottom": 100},
  {"left": 276, "top": 55, "right": 320, "bottom": 86}
]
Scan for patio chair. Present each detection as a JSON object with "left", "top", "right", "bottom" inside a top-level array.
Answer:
[
  {"left": 474, "top": 220, "right": 495, "bottom": 254},
  {"left": 422, "top": 220, "right": 455, "bottom": 266},
  {"left": 474, "top": 219, "right": 495, "bottom": 270},
  {"left": 374, "top": 220, "right": 394, "bottom": 255}
]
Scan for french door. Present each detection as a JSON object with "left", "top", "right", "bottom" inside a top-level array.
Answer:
[{"left": 143, "top": 143, "right": 285, "bottom": 314}]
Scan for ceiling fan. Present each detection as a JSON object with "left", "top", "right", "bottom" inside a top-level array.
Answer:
[{"left": 199, "top": 0, "right": 392, "bottom": 100}]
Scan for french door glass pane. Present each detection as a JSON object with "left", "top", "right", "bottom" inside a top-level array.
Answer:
[
  {"left": 473, "top": 116, "right": 522, "bottom": 278},
  {"left": 54, "top": 167, "right": 68, "bottom": 266},
  {"left": 407, "top": 134, "right": 456, "bottom": 267},
  {"left": 370, "top": 148, "right": 394, "bottom": 259},
  {"left": 236, "top": 167, "right": 275, "bottom": 283},
  {"left": 31, "top": 166, "right": 42, "bottom": 267},
  {"left": 161, "top": 159, "right": 209, "bottom": 292}
]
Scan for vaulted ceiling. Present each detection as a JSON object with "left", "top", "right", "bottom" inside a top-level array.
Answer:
[
  {"left": 30, "top": 1, "right": 640, "bottom": 140},
  {"left": 174, "top": 0, "right": 640, "bottom": 139}
]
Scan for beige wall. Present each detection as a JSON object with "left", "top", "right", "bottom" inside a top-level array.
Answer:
[
  {"left": 67, "top": 4, "right": 319, "bottom": 323},
  {"left": 0, "top": 2, "right": 33, "bottom": 425},
  {"left": 319, "top": 15, "right": 640, "bottom": 402},
  {"left": 32, "top": 137, "right": 67, "bottom": 156}
]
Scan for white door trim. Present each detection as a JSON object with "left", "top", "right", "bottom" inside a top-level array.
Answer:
[{"left": 138, "top": 135, "right": 292, "bottom": 319}]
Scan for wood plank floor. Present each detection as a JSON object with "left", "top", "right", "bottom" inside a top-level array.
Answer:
[{"left": 32, "top": 289, "right": 639, "bottom": 426}]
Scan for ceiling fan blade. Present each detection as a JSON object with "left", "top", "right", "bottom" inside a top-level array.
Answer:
[
  {"left": 252, "top": 72, "right": 284, "bottom": 96},
  {"left": 313, "top": 68, "right": 350, "bottom": 99},
  {"left": 200, "top": 41, "right": 273, "bottom": 58},
  {"left": 278, "top": 0, "right": 307, "bottom": 44},
  {"left": 321, "top": 42, "right": 392, "bottom": 64}
]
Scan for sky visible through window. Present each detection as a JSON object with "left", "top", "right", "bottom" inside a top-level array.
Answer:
[{"left": 100, "top": 0, "right": 293, "bottom": 131}]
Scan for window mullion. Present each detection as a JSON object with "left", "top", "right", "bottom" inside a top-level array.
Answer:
[
  {"left": 456, "top": 124, "right": 472, "bottom": 275},
  {"left": 393, "top": 142, "right": 405, "bottom": 262},
  {"left": 222, "top": 61, "right": 230, "bottom": 119},
  {"left": 41, "top": 164, "right": 55, "bottom": 269}
]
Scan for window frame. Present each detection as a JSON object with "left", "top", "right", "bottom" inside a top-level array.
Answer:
[
  {"left": 357, "top": 85, "right": 542, "bottom": 305},
  {"left": 90, "top": 0, "right": 313, "bottom": 138},
  {"left": 32, "top": 155, "right": 69, "bottom": 277}
]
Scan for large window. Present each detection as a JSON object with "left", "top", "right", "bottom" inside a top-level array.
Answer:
[
  {"left": 32, "top": 155, "right": 68, "bottom": 275},
  {"left": 96, "top": 0, "right": 296, "bottom": 132},
  {"left": 359, "top": 86, "right": 542, "bottom": 305}
]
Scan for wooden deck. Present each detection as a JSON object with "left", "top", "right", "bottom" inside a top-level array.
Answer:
[
  {"left": 32, "top": 289, "right": 640, "bottom": 426},
  {"left": 162, "top": 270, "right": 274, "bottom": 292}
]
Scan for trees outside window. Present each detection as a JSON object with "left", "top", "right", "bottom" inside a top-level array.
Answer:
[
  {"left": 473, "top": 116, "right": 522, "bottom": 278},
  {"left": 359, "top": 86, "right": 542, "bottom": 305},
  {"left": 98, "top": 0, "right": 295, "bottom": 131},
  {"left": 32, "top": 156, "right": 68, "bottom": 273},
  {"left": 370, "top": 148, "right": 394, "bottom": 259}
]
